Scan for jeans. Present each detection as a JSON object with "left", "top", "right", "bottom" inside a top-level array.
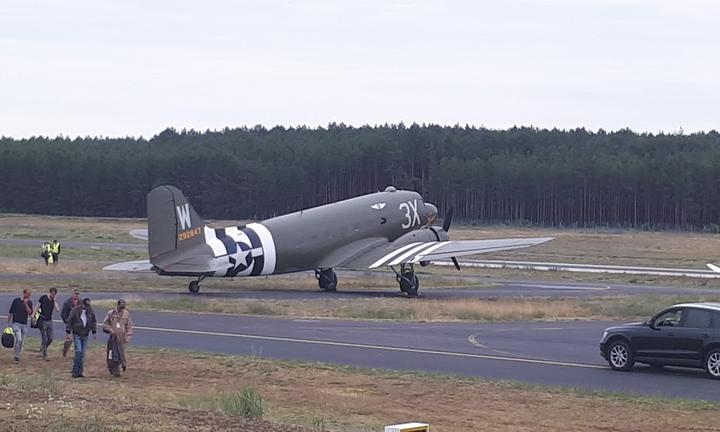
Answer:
[
  {"left": 11, "top": 323, "right": 27, "bottom": 359},
  {"left": 72, "top": 334, "right": 88, "bottom": 376},
  {"left": 39, "top": 320, "right": 53, "bottom": 357}
]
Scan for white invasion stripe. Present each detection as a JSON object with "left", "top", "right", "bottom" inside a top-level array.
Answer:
[
  {"left": 247, "top": 223, "right": 276, "bottom": 275},
  {"left": 387, "top": 243, "right": 440, "bottom": 266},
  {"left": 369, "top": 242, "right": 422, "bottom": 269},
  {"left": 410, "top": 242, "right": 449, "bottom": 263},
  {"left": 203, "top": 226, "right": 227, "bottom": 257}
]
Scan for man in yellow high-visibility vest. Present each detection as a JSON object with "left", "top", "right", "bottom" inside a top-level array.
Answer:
[{"left": 50, "top": 240, "right": 61, "bottom": 267}]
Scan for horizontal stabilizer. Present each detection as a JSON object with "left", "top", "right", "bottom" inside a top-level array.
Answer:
[
  {"left": 103, "top": 260, "right": 154, "bottom": 272},
  {"left": 130, "top": 229, "right": 148, "bottom": 241}
]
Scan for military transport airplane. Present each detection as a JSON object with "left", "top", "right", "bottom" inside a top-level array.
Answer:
[{"left": 106, "top": 185, "right": 552, "bottom": 295}]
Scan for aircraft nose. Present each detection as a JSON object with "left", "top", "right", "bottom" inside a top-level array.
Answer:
[{"left": 424, "top": 202, "right": 438, "bottom": 225}]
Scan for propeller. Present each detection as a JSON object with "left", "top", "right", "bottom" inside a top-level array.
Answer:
[
  {"left": 443, "top": 206, "right": 454, "bottom": 232},
  {"left": 442, "top": 207, "right": 461, "bottom": 271}
]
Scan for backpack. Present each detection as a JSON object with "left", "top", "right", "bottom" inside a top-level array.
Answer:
[{"left": 2, "top": 326, "right": 14, "bottom": 349}]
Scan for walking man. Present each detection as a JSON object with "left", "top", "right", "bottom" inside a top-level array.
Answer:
[
  {"left": 65, "top": 298, "right": 97, "bottom": 378},
  {"left": 35, "top": 287, "right": 59, "bottom": 360},
  {"left": 41, "top": 242, "right": 51, "bottom": 266},
  {"left": 8, "top": 289, "right": 33, "bottom": 362},
  {"left": 50, "top": 240, "right": 61, "bottom": 267},
  {"left": 103, "top": 299, "right": 134, "bottom": 377},
  {"left": 61, "top": 288, "right": 81, "bottom": 357}
]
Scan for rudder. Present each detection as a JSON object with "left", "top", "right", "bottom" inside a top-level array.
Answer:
[{"left": 147, "top": 185, "right": 206, "bottom": 264}]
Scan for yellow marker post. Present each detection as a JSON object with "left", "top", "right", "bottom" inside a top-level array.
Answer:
[{"left": 384, "top": 423, "right": 430, "bottom": 432}]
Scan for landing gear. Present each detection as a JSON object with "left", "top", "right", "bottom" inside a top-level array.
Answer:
[
  {"left": 188, "top": 275, "right": 207, "bottom": 294},
  {"left": 394, "top": 263, "right": 419, "bottom": 296},
  {"left": 316, "top": 268, "right": 338, "bottom": 291},
  {"left": 188, "top": 281, "right": 200, "bottom": 293}
]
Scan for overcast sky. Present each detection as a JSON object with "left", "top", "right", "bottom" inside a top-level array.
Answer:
[{"left": 1, "top": 0, "right": 718, "bottom": 138}]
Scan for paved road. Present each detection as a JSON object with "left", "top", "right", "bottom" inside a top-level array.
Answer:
[
  {"left": 1, "top": 274, "right": 719, "bottom": 299},
  {"left": 3, "top": 311, "right": 718, "bottom": 401}
]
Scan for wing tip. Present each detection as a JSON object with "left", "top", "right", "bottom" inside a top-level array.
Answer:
[{"left": 707, "top": 263, "right": 720, "bottom": 273}]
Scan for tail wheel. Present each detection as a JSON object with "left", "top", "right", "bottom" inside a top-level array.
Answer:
[
  {"left": 607, "top": 340, "right": 634, "bottom": 371},
  {"left": 189, "top": 280, "right": 200, "bottom": 294},
  {"left": 705, "top": 348, "right": 720, "bottom": 379}
]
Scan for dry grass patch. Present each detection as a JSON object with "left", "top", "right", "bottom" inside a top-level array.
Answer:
[
  {"left": 88, "top": 297, "right": 586, "bottom": 322},
  {"left": 0, "top": 214, "right": 147, "bottom": 243},
  {"left": 0, "top": 257, "right": 105, "bottom": 274},
  {"left": 92, "top": 294, "right": 720, "bottom": 323},
  {"left": 1, "top": 341, "right": 719, "bottom": 432},
  {"left": 452, "top": 225, "right": 720, "bottom": 268}
]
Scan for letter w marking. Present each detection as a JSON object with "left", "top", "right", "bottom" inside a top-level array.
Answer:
[{"left": 176, "top": 204, "right": 192, "bottom": 230}]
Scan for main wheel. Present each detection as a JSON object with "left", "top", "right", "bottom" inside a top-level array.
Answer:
[
  {"left": 399, "top": 271, "right": 419, "bottom": 296},
  {"left": 318, "top": 270, "right": 337, "bottom": 291},
  {"left": 189, "top": 280, "right": 200, "bottom": 294},
  {"left": 705, "top": 348, "right": 720, "bottom": 379},
  {"left": 607, "top": 340, "right": 634, "bottom": 371}
]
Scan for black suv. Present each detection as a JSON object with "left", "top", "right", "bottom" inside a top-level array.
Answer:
[{"left": 599, "top": 302, "right": 720, "bottom": 379}]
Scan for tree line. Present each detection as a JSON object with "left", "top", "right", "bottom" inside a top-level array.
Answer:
[{"left": 2, "top": 124, "right": 720, "bottom": 230}]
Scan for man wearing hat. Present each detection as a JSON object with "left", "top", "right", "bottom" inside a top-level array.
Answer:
[
  {"left": 65, "top": 298, "right": 97, "bottom": 378},
  {"left": 103, "top": 299, "right": 134, "bottom": 377},
  {"left": 61, "top": 288, "right": 81, "bottom": 357}
]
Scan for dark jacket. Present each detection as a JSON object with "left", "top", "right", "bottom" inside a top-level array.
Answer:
[
  {"left": 61, "top": 298, "right": 80, "bottom": 324},
  {"left": 65, "top": 305, "right": 97, "bottom": 337}
]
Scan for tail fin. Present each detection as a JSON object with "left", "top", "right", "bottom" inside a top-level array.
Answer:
[{"left": 147, "top": 185, "right": 206, "bottom": 265}]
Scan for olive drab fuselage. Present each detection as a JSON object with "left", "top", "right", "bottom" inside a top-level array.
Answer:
[{"left": 148, "top": 186, "right": 438, "bottom": 278}]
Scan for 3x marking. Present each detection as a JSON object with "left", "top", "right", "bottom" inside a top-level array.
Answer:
[{"left": 399, "top": 199, "right": 421, "bottom": 229}]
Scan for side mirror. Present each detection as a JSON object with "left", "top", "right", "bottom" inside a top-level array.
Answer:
[{"left": 646, "top": 319, "right": 657, "bottom": 329}]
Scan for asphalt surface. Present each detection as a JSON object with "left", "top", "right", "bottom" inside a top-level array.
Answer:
[
  {"left": 3, "top": 271, "right": 720, "bottom": 299},
  {"left": 3, "top": 310, "right": 718, "bottom": 401}
]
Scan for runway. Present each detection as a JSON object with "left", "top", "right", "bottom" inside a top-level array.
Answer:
[
  {"left": 2, "top": 272, "right": 720, "bottom": 299},
  {"left": 2, "top": 309, "right": 718, "bottom": 402}
]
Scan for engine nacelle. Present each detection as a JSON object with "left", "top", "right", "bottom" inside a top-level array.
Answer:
[{"left": 392, "top": 226, "right": 448, "bottom": 245}]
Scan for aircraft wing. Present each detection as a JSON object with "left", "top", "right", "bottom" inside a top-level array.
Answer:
[
  {"left": 335, "top": 237, "right": 553, "bottom": 269},
  {"left": 103, "top": 260, "right": 154, "bottom": 272}
]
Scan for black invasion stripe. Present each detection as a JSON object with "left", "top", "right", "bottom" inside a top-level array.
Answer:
[
  {"left": 214, "top": 228, "right": 237, "bottom": 255},
  {"left": 244, "top": 227, "right": 265, "bottom": 276}
]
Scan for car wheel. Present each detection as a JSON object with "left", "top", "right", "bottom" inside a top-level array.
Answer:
[
  {"left": 705, "top": 348, "right": 720, "bottom": 379},
  {"left": 607, "top": 340, "right": 634, "bottom": 371}
]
